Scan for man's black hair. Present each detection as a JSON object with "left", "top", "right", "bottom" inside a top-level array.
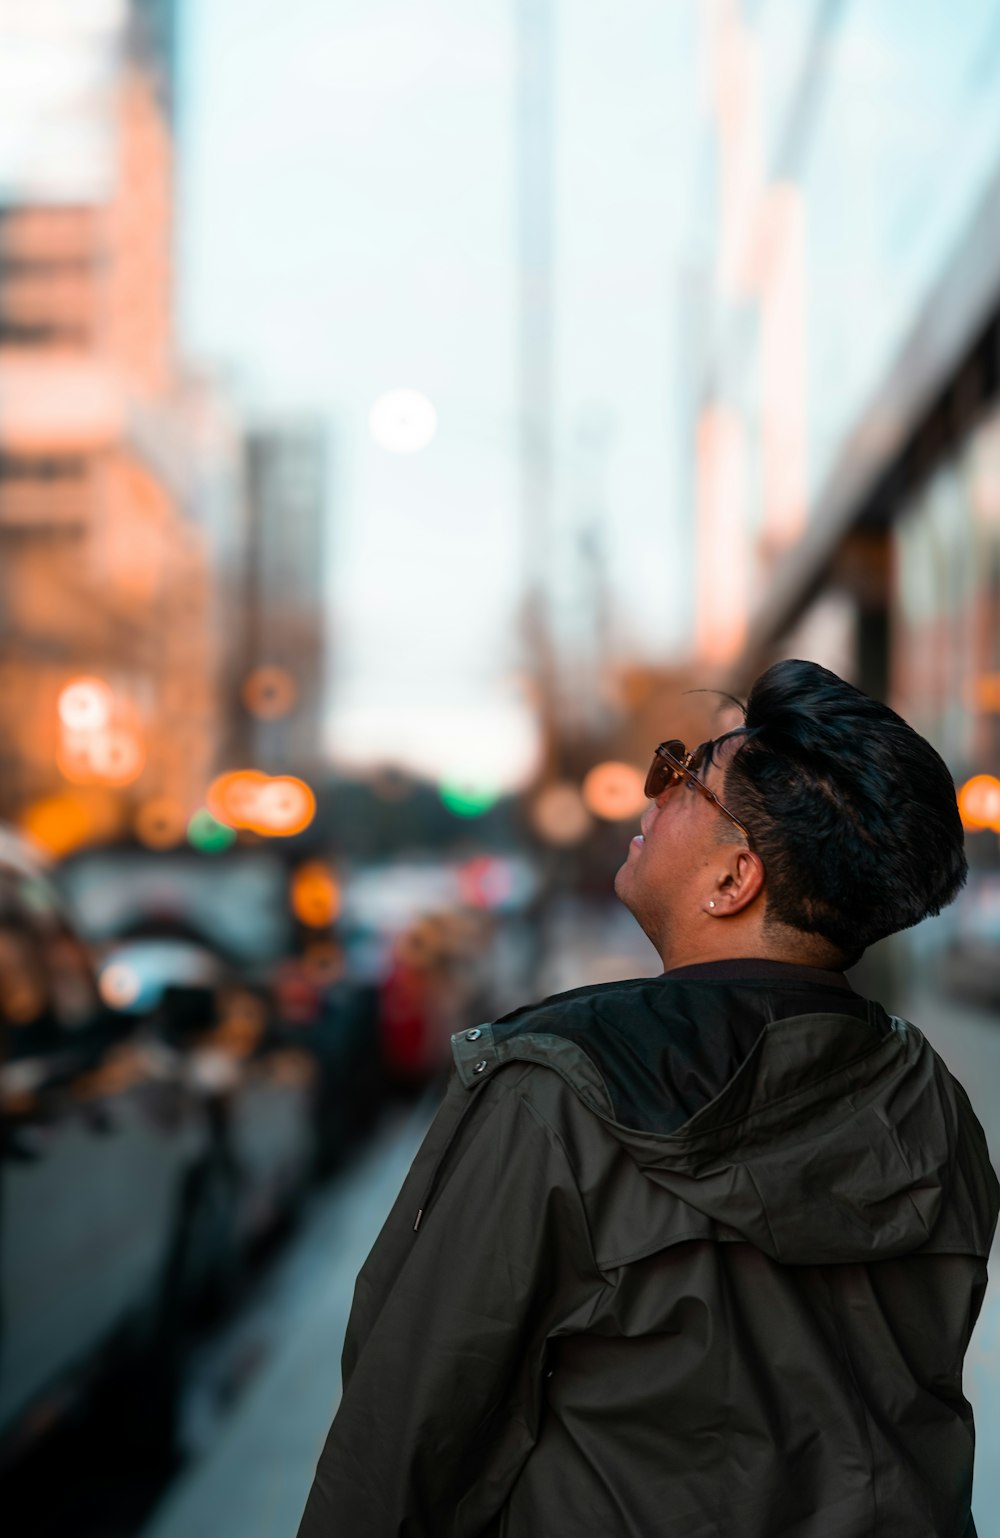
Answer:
[{"left": 714, "top": 658, "right": 968, "bottom": 959}]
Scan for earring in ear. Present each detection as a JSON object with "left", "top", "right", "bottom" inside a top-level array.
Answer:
[{"left": 708, "top": 901, "right": 716, "bottom": 910}]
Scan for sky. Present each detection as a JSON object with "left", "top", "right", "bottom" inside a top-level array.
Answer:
[{"left": 177, "top": 0, "right": 701, "bottom": 789}]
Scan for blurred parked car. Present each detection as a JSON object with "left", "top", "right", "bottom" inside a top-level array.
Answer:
[
  {"left": 98, "top": 924, "right": 320, "bottom": 1240},
  {"left": 56, "top": 845, "right": 294, "bottom": 971},
  {"left": 0, "top": 832, "right": 224, "bottom": 1464},
  {"left": 56, "top": 846, "right": 387, "bottom": 1174}
]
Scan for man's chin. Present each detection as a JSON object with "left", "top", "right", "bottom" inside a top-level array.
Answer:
[{"left": 612, "top": 861, "right": 634, "bottom": 909}]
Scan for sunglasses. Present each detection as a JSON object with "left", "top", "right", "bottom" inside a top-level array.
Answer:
[{"left": 644, "top": 739, "right": 754, "bottom": 846}]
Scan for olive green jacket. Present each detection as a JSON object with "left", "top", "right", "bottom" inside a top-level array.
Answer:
[{"left": 298, "top": 976, "right": 999, "bottom": 1537}]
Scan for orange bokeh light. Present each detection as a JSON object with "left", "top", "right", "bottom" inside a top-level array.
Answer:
[
  {"left": 252, "top": 777, "right": 317, "bottom": 836},
  {"left": 530, "top": 782, "right": 593, "bottom": 845},
  {"left": 57, "top": 726, "right": 145, "bottom": 787},
  {"left": 965, "top": 675, "right": 1000, "bottom": 714},
  {"left": 19, "top": 793, "right": 94, "bottom": 859},
  {"left": 134, "top": 797, "right": 188, "bottom": 850},
  {"left": 57, "top": 676, "right": 113, "bottom": 733},
  {"left": 580, "top": 762, "right": 647, "bottom": 821},
  {"left": 290, "top": 861, "right": 341, "bottom": 928},
  {"left": 207, "top": 770, "right": 268, "bottom": 828},
  {"left": 206, "top": 770, "right": 317, "bottom": 837},
  {"left": 20, "top": 789, "right": 123, "bottom": 857},
  {"left": 958, "top": 775, "right": 1000, "bottom": 832},
  {"left": 242, "top": 665, "right": 297, "bottom": 720}
]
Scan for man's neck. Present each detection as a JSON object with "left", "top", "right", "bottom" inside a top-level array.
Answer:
[{"left": 656, "top": 932, "right": 844, "bottom": 974}]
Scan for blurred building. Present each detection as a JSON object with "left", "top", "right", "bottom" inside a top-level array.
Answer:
[
  {"left": 0, "top": 0, "right": 231, "bottom": 850},
  {"left": 681, "top": 1, "right": 1000, "bottom": 779},
  {"left": 240, "top": 423, "right": 328, "bottom": 778},
  {"left": 656, "top": 0, "right": 1000, "bottom": 997}
]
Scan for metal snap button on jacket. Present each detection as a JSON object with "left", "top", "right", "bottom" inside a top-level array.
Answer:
[
  {"left": 472, "top": 1060, "right": 488, "bottom": 1074},
  {"left": 466, "top": 1028, "right": 482, "bottom": 1041}
]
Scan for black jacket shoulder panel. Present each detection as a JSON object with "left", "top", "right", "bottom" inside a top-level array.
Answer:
[
  {"left": 482, "top": 975, "right": 875, "bottom": 1134},
  {"left": 452, "top": 1018, "right": 615, "bottom": 1118}
]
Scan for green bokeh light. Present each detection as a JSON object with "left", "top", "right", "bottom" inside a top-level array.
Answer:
[
  {"left": 438, "top": 782, "right": 499, "bottom": 819},
  {"left": 187, "top": 808, "right": 237, "bottom": 853}
]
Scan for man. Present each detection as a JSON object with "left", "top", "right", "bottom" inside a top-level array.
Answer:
[{"left": 297, "top": 659, "right": 999, "bottom": 1537}]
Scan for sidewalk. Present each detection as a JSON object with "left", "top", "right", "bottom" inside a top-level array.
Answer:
[{"left": 903, "top": 985, "right": 1000, "bottom": 1533}]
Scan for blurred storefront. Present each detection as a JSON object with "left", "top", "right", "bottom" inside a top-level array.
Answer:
[{"left": 685, "top": 0, "right": 1000, "bottom": 718}]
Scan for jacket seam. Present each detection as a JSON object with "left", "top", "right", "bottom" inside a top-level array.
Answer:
[
  {"left": 744, "top": 1163, "right": 780, "bottom": 1257},
  {"left": 496, "top": 1033, "right": 615, "bottom": 1118},
  {"left": 516, "top": 1084, "right": 723, "bottom": 1282},
  {"left": 492, "top": 1017, "right": 905, "bottom": 1152},
  {"left": 413, "top": 1065, "right": 536, "bottom": 1229}
]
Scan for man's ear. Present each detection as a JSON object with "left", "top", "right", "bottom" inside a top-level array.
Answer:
[{"left": 713, "top": 847, "right": 765, "bottom": 915}]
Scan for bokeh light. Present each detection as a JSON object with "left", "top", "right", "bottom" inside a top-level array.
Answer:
[
  {"left": 530, "top": 782, "right": 593, "bottom": 846},
  {"left": 581, "top": 762, "right": 647, "bottom": 821},
  {"left": 19, "top": 792, "right": 95, "bottom": 858},
  {"left": 187, "top": 807, "right": 238, "bottom": 852},
  {"left": 98, "top": 961, "right": 142, "bottom": 1011},
  {"left": 134, "top": 797, "right": 188, "bottom": 850},
  {"left": 251, "top": 776, "right": 317, "bottom": 836},
  {"left": 290, "top": 861, "right": 342, "bottom": 928},
  {"left": 57, "top": 726, "right": 145, "bottom": 787},
  {"left": 958, "top": 774, "right": 1000, "bottom": 833},
  {"left": 207, "top": 770, "right": 315, "bottom": 836},
  {"left": 207, "top": 769, "right": 268, "bottom": 829},
  {"left": 241, "top": 665, "right": 297, "bottom": 720},
  {"left": 57, "top": 677, "right": 113, "bottom": 733},
  {"left": 439, "top": 781, "right": 499, "bottom": 818}
]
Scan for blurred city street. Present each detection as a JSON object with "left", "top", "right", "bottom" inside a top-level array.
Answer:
[{"left": 3, "top": 0, "right": 1000, "bottom": 1534}]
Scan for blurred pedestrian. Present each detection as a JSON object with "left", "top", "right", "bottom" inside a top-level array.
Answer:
[
  {"left": 377, "top": 916, "right": 456, "bottom": 1093},
  {"left": 297, "top": 659, "right": 999, "bottom": 1538}
]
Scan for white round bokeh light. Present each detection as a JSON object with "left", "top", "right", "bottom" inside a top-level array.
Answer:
[{"left": 369, "top": 388, "right": 438, "bottom": 454}]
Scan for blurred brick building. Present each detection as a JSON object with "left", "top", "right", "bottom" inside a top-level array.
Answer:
[{"left": 0, "top": 0, "right": 225, "bottom": 849}]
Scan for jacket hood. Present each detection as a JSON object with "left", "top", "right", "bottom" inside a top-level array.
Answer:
[
  {"left": 609, "top": 1008, "right": 998, "bottom": 1264},
  {"left": 452, "top": 991, "right": 1000, "bottom": 1266}
]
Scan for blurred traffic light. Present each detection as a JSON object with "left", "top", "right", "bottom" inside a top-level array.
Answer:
[
  {"left": 187, "top": 808, "right": 237, "bottom": 853},
  {"left": 438, "top": 781, "right": 499, "bottom": 818}
]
